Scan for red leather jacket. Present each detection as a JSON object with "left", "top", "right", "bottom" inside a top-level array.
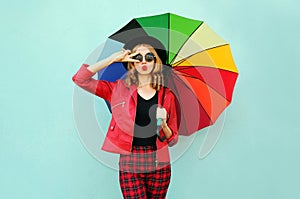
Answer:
[{"left": 72, "top": 64, "right": 178, "bottom": 163}]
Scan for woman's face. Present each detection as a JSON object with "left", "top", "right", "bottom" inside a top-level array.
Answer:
[{"left": 133, "top": 46, "right": 155, "bottom": 75}]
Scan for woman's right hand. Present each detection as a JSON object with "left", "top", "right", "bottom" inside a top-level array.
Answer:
[
  {"left": 87, "top": 49, "right": 139, "bottom": 73},
  {"left": 109, "top": 49, "right": 139, "bottom": 63}
]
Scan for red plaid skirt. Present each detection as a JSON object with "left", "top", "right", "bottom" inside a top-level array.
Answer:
[
  {"left": 119, "top": 145, "right": 170, "bottom": 173},
  {"left": 120, "top": 145, "right": 161, "bottom": 173},
  {"left": 119, "top": 145, "right": 171, "bottom": 199}
]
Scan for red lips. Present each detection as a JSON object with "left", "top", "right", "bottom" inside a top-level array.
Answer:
[{"left": 142, "top": 65, "right": 147, "bottom": 71}]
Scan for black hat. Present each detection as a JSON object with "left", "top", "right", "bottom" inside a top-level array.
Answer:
[{"left": 123, "top": 36, "right": 167, "bottom": 66}]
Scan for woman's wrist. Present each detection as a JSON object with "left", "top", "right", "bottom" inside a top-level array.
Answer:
[
  {"left": 161, "top": 119, "right": 167, "bottom": 128},
  {"left": 161, "top": 119, "right": 172, "bottom": 139},
  {"left": 107, "top": 54, "right": 117, "bottom": 64},
  {"left": 88, "top": 56, "right": 114, "bottom": 73}
]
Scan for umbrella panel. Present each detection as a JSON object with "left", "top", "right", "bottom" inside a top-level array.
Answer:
[
  {"left": 182, "top": 76, "right": 230, "bottom": 122},
  {"left": 167, "top": 71, "right": 213, "bottom": 135},
  {"left": 171, "top": 22, "right": 227, "bottom": 64},
  {"left": 174, "top": 44, "right": 238, "bottom": 73},
  {"left": 136, "top": 13, "right": 203, "bottom": 63},
  {"left": 109, "top": 19, "right": 148, "bottom": 43},
  {"left": 173, "top": 66, "right": 238, "bottom": 102}
]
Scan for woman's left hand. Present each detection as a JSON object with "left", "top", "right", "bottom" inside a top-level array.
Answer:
[
  {"left": 157, "top": 107, "right": 172, "bottom": 138},
  {"left": 156, "top": 107, "right": 167, "bottom": 126}
]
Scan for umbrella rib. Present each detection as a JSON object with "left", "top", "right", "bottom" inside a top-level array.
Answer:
[
  {"left": 169, "top": 21, "right": 204, "bottom": 64},
  {"left": 171, "top": 74, "right": 214, "bottom": 131},
  {"left": 172, "top": 44, "right": 229, "bottom": 66},
  {"left": 168, "top": 75, "right": 192, "bottom": 133},
  {"left": 173, "top": 69, "right": 233, "bottom": 102},
  {"left": 175, "top": 65, "right": 239, "bottom": 77}
]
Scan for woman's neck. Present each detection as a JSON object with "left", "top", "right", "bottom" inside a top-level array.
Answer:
[
  {"left": 137, "top": 74, "right": 156, "bottom": 99},
  {"left": 137, "top": 74, "right": 152, "bottom": 88}
]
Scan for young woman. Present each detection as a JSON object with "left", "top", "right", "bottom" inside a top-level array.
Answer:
[{"left": 72, "top": 41, "right": 178, "bottom": 199}]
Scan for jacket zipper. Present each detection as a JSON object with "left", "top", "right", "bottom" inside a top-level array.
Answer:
[
  {"left": 111, "top": 101, "right": 125, "bottom": 109},
  {"left": 130, "top": 94, "right": 137, "bottom": 153}
]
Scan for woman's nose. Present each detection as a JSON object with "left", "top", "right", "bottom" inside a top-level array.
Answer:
[{"left": 141, "top": 57, "right": 147, "bottom": 63}]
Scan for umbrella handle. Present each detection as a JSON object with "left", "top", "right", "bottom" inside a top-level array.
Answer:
[
  {"left": 156, "top": 118, "right": 166, "bottom": 142},
  {"left": 157, "top": 118, "right": 162, "bottom": 126}
]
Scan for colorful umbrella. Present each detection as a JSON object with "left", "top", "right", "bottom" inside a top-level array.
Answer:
[{"left": 96, "top": 13, "right": 238, "bottom": 136}]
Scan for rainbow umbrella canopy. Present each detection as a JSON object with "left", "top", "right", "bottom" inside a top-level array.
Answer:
[{"left": 96, "top": 13, "right": 238, "bottom": 136}]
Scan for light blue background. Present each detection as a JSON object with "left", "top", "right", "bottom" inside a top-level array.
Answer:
[{"left": 1, "top": 0, "right": 299, "bottom": 198}]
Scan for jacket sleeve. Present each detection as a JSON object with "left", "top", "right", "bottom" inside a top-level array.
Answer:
[
  {"left": 166, "top": 90, "right": 178, "bottom": 147},
  {"left": 72, "top": 64, "right": 116, "bottom": 102}
]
